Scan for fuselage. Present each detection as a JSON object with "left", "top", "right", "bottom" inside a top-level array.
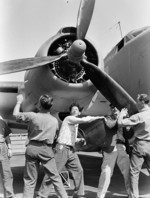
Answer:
[{"left": 104, "top": 27, "right": 150, "bottom": 100}]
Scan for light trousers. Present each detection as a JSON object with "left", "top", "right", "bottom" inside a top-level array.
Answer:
[
  {"left": 0, "top": 142, "right": 14, "bottom": 198},
  {"left": 97, "top": 144, "right": 131, "bottom": 198},
  {"left": 130, "top": 139, "right": 150, "bottom": 198},
  {"left": 23, "top": 142, "right": 68, "bottom": 198},
  {"left": 38, "top": 144, "right": 84, "bottom": 197}
]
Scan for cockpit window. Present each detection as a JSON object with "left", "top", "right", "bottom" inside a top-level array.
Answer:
[
  {"left": 126, "top": 27, "right": 150, "bottom": 41},
  {"left": 104, "top": 26, "right": 150, "bottom": 65}
]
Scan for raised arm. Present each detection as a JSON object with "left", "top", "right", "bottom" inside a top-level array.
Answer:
[
  {"left": 68, "top": 115, "right": 105, "bottom": 125},
  {"left": 13, "top": 94, "right": 24, "bottom": 117},
  {"left": 118, "top": 108, "right": 143, "bottom": 127}
]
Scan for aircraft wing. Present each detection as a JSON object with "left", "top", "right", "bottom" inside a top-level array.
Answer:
[
  {"left": 0, "top": 81, "right": 28, "bottom": 154},
  {"left": 82, "top": 90, "right": 109, "bottom": 116},
  {"left": 0, "top": 81, "right": 24, "bottom": 119}
]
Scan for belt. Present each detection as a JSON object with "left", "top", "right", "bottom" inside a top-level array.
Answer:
[
  {"left": 116, "top": 139, "right": 125, "bottom": 145},
  {"left": 57, "top": 143, "right": 73, "bottom": 149},
  {"left": 136, "top": 138, "right": 150, "bottom": 142},
  {"left": 29, "top": 140, "right": 52, "bottom": 146}
]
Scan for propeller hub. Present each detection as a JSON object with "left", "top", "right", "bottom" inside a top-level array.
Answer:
[{"left": 67, "top": 40, "right": 86, "bottom": 63}]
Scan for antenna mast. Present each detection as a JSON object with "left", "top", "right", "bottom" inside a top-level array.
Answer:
[
  {"left": 108, "top": 21, "right": 123, "bottom": 39},
  {"left": 118, "top": 21, "right": 123, "bottom": 39}
]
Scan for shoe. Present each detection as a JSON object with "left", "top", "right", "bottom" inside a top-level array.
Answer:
[
  {"left": 73, "top": 197, "right": 86, "bottom": 198},
  {"left": 73, "top": 195, "right": 86, "bottom": 198}
]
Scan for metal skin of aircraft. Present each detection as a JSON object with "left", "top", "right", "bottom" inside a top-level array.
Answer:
[{"left": 0, "top": 0, "right": 149, "bottom": 152}]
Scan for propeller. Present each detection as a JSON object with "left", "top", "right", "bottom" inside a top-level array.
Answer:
[
  {"left": 76, "top": 0, "right": 95, "bottom": 40},
  {"left": 81, "top": 58, "right": 138, "bottom": 116},
  {"left": 0, "top": 54, "right": 66, "bottom": 75},
  {"left": 67, "top": 39, "right": 86, "bottom": 63},
  {"left": 0, "top": 0, "right": 95, "bottom": 75},
  {"left": 67, "top": 0, "right": 95, "bottom": 63}
]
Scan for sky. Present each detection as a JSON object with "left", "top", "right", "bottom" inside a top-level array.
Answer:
[{"left": 0, "top": 0, "right": 150, "bottom": 81}]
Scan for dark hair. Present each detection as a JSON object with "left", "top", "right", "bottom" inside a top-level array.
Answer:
[
  {"left": 69, "top": 103, "right": 83, "bottom": 113},
  {"left": 39, "top": 94, "right": 53, "bottom": 110},
  {"left": 137, "top": 94, "right": 150, "bottom": 104}
]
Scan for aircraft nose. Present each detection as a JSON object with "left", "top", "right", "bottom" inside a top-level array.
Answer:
[{"left": 67, "top": 40, "right": 86, "bottom": 63}]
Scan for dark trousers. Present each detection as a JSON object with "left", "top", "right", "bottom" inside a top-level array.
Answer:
[
  {"left": 37, "top": 144, "right": 84, "bottom": 197},
  {"left": 0, "top": 142, "right": 14, "bottom": 198},
  {"left": 130, "top": 139, "right": 150, "bottom": 198},
  {"left": 23, "top": 141, "right": 68, "bottom": 198}
]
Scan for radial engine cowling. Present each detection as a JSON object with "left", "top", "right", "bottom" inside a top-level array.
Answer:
[{"left": 23, "top": 27, "right": 104, "bottom": 113}]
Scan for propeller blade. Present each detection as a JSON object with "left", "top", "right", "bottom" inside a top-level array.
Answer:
[
  {"left": 0, "top": 54, "right": 65, "bottom": 75},
  {"left": 81, "top": 59, "right": 138, "bottom": 115},
  {"left": 77, "top": 0, "right": 95, "bottom": 39}
]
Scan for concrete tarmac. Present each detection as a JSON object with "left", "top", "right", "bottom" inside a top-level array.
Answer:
[{"left": 1, "top": 152, "right": 150, "bottom": 198}]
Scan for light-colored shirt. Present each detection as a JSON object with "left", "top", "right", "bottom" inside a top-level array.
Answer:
[
  {"left": 119, "top": 107, "right": 150, "bottom": 141},
  {"left": 16, "top": 112, "right": 59, "bottom": 144},
  {"left": 57, "top": 115, "right": 100, "bottom": 146}
]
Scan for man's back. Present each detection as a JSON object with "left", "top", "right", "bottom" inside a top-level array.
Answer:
[
  {"left": 130, "top": 108, "right": 150, "bottom": 140},
  {"left": 16, "top": 112, "right": 58, "bottom": 144}
]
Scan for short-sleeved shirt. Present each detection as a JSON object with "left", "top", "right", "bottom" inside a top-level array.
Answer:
[
  {"left": 16, "top": 112, "right": 59, "bottom": 144},
  {"left": 57, "top": 115, "right": 99, "bottom": 146},
  {"left": 121, "top": 107, "right": 150, "bottom": 140},
  {"left": 0, "top": 118, "right": 12, "bottom": 142}
]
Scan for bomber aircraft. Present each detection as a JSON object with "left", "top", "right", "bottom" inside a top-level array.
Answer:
[{"left": 0, "top": 0, "right": 150, "bottom": 152}]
